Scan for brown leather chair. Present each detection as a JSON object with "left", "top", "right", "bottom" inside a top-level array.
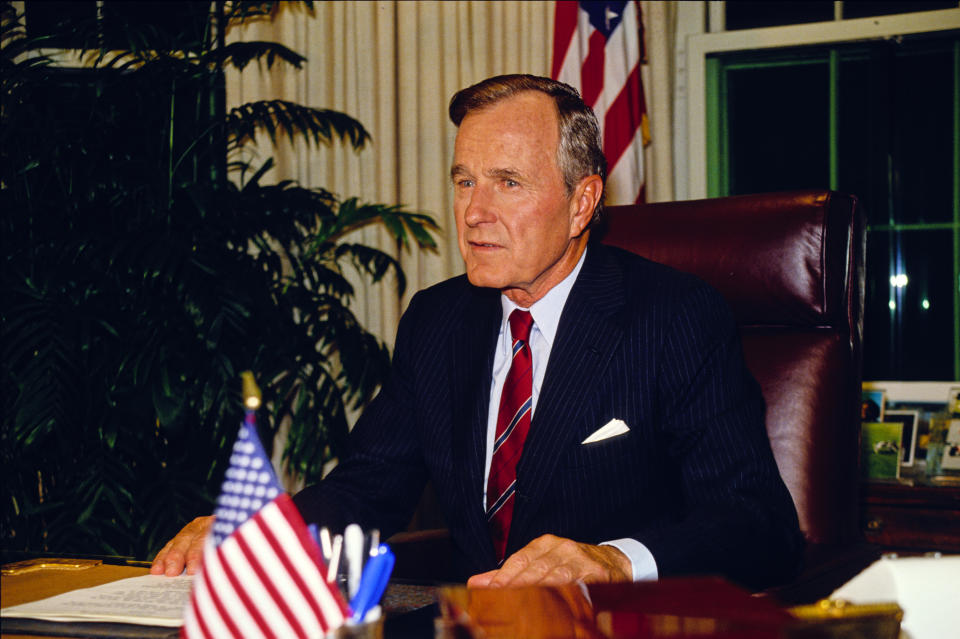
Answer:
[
  {"left": 600, "top": 190, "right": 867, "bottom": 567},
  {"left": 393, "top": 190, "right": 869, "bottom": 592}
]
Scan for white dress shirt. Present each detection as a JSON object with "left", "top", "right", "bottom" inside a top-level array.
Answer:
[{"left": 481, "top": 247, "right": 658, "bottom": 581}]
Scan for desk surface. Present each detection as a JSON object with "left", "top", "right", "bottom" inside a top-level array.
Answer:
[
  {"left": 2, "top": 552, "right": 894, "bottom": 639},
  {"left": 2, "top": 561, "right": 151, "bottom": 608},
  {"left": 1, "top": 561, "right": 155, "bottom": 639},
  {"left": 1, "top": 559, "right": 439, "bottom": 639}
]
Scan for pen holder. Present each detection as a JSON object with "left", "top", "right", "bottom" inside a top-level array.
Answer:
[{"left": 327, "top": 618, "right": 384, "bottom": 639}]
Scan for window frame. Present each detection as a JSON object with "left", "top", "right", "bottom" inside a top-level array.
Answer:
[{"left": 683, "top": 7, "right": 960, "bottom": 199}]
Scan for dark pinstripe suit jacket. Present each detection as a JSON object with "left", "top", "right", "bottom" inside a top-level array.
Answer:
[{"left": 294, "top": 243, "right": 803, "bottom": 587}]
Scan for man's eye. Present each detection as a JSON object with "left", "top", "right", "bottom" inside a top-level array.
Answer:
[
  {"left": 457, "top": 179, "right": 474, "bottom": 188},
  {"left": 504, "top": 179, "right": 519, "bottom": 188}
]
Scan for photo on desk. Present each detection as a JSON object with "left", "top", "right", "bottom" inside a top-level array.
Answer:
[
  {"left": 861, "top": 389, "right": 886, "bottom": 422},
  {"left": 948, "top": 386, "right": 960, "bottom": 415},
  {"left": 884, "top": 410, "right": 919, "bottom": 467},
  {"left": 861, "top": 421, "right": 902, "bottom": 481},
  {"left": 939, "top": 419, "right": 960, "bottom": 471}
]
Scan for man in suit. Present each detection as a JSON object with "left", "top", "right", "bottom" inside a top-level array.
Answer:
[{"left": 153, "top": 74, "right": 803, "bottom": 589}]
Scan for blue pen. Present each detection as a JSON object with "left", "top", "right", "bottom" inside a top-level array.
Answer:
[
  {"left": 308, "top": 523, "right": 321, "bottom": 557},
  {"left": 349, "top": 544, "right": 395, "bottom": 623}
]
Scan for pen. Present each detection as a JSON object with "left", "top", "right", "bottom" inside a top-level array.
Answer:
[
  {"left": 319, "top": 526, "right": 333, "bottom": 563},
  {"left": 349, "top": 544, "right": 395, "bottom": 623},
  {"left": 308, "top": 523, "right": 321, "bottom": 560},
  {"left": 327, "top": 534, "right": 343, "bottom": 584},
  {"left": 364, "top": 529, "right": 379, "bottom": 566},
  {"left": 344, "top": 524, "right": 364, "bottom": 599}
]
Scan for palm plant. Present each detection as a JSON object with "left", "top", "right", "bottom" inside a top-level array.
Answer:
[{"left": 1, "top": 1, "right": 436, "bottom": 558}]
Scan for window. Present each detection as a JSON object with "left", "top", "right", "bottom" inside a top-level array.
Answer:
[
  {"left": 708, "top": 36, "right": 958, "bottom": 380},
  {"left": 686, "top": 6, "right": 960, "bottom": 381}
]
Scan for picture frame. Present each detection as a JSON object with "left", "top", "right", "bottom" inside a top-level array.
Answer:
[
  {"left": 948, "top": 387, "right": 960, "bottom": 415},
  {"left": 861, "top": 389, "right": 885, "bottom": 422},
  {"left": 860, "top": 421, "right": 902, "bottom": 481},
  {"left": 883, "top": 410, "right": 919, "bottom": 467},
  {"left": 940, "top": 418, "right": 960, "bottom": 471}
]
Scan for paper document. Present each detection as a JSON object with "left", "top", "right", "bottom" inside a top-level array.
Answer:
[
  {"left": 1, "top": 574, "right": 191, "bottom": 627},
  {"left": 831, "top": 555, "right": 960, "bottom": 639}
]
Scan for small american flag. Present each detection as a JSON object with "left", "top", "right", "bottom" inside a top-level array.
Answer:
[
  {"left": 552, "top": 0, "right": 650, "bottom": 204},
  {"left": 181, "top": 420, "right": 348, "bottom": 638}
]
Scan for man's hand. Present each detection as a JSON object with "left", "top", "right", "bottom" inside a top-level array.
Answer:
[
  {"left": 149, "top": 516, "right": 214, "bottom": 576},
  {"left": 466, "top": 534, "right": 632, "bottom": 588}
]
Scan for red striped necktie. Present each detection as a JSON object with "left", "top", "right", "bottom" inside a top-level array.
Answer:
[{"left": 486, "top": 309, "right": 534, "bottom": 562}]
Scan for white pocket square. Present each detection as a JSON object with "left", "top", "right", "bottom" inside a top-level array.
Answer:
[{"left": 581, "top": 418, "right": 630, "bottom": 444}]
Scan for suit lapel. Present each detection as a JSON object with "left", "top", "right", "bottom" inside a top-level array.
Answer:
[
  {"left": 450, "top": 285, "right": 501, "bottom": 567},
  {"left": 508, "top": 245, "right": 627, "bottom": 551}
]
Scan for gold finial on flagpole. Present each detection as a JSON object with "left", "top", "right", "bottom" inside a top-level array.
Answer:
[{"left": 241, "top": 371, "right": 262, "bottom": 410}]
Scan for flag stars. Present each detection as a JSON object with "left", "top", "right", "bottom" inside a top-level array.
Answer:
[
  {"left": 212, "top": 422, "right": 284, "bottom": 545},
  {"left": 604, "top": 6, "right": 618, "bottom": 30},
  {"left": 229, "top": 454, "right": 251, "bottom": 467}
]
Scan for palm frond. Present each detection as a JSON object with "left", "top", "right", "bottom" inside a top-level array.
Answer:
[
  {"left": 334, "top": 242, "right": 407, "bottom": 294},
  {"left": 319, "top": 197, "right": 440, "bottom": 250},
  {"left": 227, "top": 100, "right": 370, "bottom": 150},
  {"left": 223, "top": 2, "right": 278, "bottom": 23},
  {"left": 1, "top": 0, "right": 436, "bottom": 557},
  {"left": 202, "top": 40, "right": 306, "bottom": 72}
]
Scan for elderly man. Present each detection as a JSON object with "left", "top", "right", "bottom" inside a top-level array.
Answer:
[{"left": 153, "top": 74, "right": 803, "bottom": 589}]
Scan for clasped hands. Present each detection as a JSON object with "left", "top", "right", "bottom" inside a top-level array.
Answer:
[{"left": 150, "top": 517, "right": 631, "bottom": 587}]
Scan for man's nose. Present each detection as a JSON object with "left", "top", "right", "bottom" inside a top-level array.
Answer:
[{"left": 463, "top": 184, "right": 496, "bottom": 226}]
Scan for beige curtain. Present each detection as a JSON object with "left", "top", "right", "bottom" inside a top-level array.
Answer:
[
  {"left": 640, "top": 0, "right": 676, "bottom": 204},
  {"left": 226, "top": 0, "right": 675, "bottom": 341},
  {"left": 226, "top": 1, "right": 554, "bottom": 350}
]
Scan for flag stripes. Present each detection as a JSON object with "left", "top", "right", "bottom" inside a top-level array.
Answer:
[
  {"left": 220, "top": 537, "right": 299, "bottom": 637},
  {"left": 261, "top": 497, "right": 349, "bottom": 625},
  {"left": 552, "top": 0, "right": 649, "bottom": 204},
  {"left": 183, "top": 492, "right": 347, "bottom": 638}
]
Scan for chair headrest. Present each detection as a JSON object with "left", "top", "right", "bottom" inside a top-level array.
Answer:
[{"left": 600, "top": 190, "right": 859, "bottom": 328}]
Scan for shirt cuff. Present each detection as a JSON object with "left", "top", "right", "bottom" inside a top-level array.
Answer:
[{"left": 600, "top": 538, "right": 658, "bottom": 582}]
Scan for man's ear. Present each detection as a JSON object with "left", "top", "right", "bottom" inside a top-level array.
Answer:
[{"left": 569, "top": 174, "right": 603, "bottom": 237}]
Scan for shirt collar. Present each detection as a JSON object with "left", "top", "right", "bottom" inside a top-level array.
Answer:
[{"left": 499, "top": 247, "right": 588, "bottom": 347}]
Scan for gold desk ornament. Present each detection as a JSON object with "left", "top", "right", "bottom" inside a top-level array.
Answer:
[
  {"left": 788, "top": 598, "right": 903, "bottom": 639},
  {"left": 1, "top": 558, "right": 102, "bottom": 576}
]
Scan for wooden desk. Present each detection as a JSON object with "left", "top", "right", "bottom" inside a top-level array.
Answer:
[
  {"left": 1, "top": 559, "right": 438, "bottom": 639},
  {"left": 861, "top": 482, "right": 960, "bottom": 551},
  {"left": 3, "top": 557, "right": 902, "bottom": 638},
  {"left": 1, "top": 560, "right": 162, "bottom": 639}
]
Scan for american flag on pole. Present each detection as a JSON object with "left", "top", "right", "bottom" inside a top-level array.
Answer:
[
  {"left": 182, "top": 420, "right": 348, "bottom": 638},
  {"left": 552, "top": 0, "right": 650, "bottom": 204}
]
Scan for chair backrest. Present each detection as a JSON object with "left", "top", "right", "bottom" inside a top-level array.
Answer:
[{"left": 600, "top": 190, "right": 866, "bottom": 548}]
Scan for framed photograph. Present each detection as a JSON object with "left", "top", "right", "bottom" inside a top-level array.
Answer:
[
  {"left": 948, "top": 387, "right": 960, "bottom": 415},
  {"left": 861, "top": 422, "right": 902, "bottom": 481},
  {"left": 884, "top": 410, "right": 919, "bottom": 467},
  {"left": 941, "top": 419, "right": 960, "bottom": 471},
  {"left": 861, "top": 389, "right": 886, "bottom": 422}
]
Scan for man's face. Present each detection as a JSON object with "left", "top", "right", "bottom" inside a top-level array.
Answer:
[{"left": 451, "top": 91, "right": 592, "bottom": 306}]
